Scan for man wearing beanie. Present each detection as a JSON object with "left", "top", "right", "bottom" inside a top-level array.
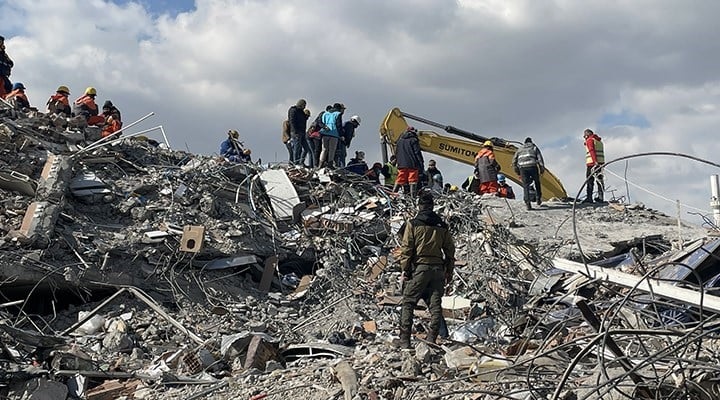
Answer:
[{"left": 397, "top": 191, "right": 455, "bottom": 349}]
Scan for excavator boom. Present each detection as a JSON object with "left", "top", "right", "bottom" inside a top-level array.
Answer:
[{"left": 379, "top": 107, "right": 568, "bottom": 201}]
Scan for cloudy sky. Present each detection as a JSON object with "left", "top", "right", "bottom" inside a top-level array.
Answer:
[{"left": 3, "top": 0, "right": 720, "bottom": 224}]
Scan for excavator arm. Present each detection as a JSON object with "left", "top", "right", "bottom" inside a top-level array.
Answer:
[{"left": 379, "top": 107, "right": 568, "bottom": 201}]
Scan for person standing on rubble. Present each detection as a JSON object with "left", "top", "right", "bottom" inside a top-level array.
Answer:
[
  {"left": 5, "top": 82, "right": 30, "bottom": 110},
  {"left": 73, "top": 87, "right": 103, "bottom": 125},
  {"left": 583, "top": 128, "right": 605, "bottom": 203},
  {"left": 398, "top": 192, "right": 455, "bottom": 348},
  {"left": 46, "top": 85, "right": 72, "bottom": 116},
  {"left": 511, "top": 137, "right": 545, "bottom": 210},
  {"left": 336, "top": 115, "right": 361, "bottom": 168},
  {"left": 394, "top": 126, "right": 424, "bottom": 197},
  {"left": 475, "top": 140, "right": 501, "bottom": 195},
  {"left": 318, "top": 103, "right": 345, "bottom": 168},
  {"left": 461, "top": 169, "right": 481, "bottom": 194},
  {"left": 288, "top": 99, "right": 310, "bottom": 166},
  {"left": 425, "top": 160, "right": 443, "bottom": 192},
  {"left": 100, "top": 101, "right": 122, "bottom": 138},
  {"left": 306, "top": 105, "right": 331, "bottom": 168},
  {"left": 0, "top": 35, "right": 13, "bottom": 99}
]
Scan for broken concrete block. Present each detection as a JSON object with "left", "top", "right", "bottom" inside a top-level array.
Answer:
[
  {"left": 10, "top": 377, "right": 68, "bottom": 400},
  {"left": 443, "top": 346, "right": 478, "bottom": 369},
  {"left": 0, "top": 169, "right": 36, "bottom": 195},
  {"left": 259, "top": 169, "right": 301, "bottom": 220},
  {"left": 102, "top": 331, "right": 133, "bottom": 353},
  {"left": 244, "top": 335, "right": 280, "bottom": 371}
]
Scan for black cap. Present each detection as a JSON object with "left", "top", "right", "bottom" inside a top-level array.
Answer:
[
  {"left": 524, "top": 137, "right": 532, "bottom": 143},
  {"left": 418, "top": 192, "right": 434, "bottom": 209},
  {"left": 103, "top": 100, "right": 113, "bottom": 109},
  {"left": 332, "top": 102, "right": 343, "bottom": 110}
]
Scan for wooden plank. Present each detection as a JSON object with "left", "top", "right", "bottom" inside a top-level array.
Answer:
[
  {"left": 553, "top": 258, "right": 720, "bottom": 313},
  {"left": 259, "top": 256, "right": 277, "bottom": 293}
]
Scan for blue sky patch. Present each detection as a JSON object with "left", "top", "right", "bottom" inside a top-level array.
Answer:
[
  {"left": 598, "top": 109, "right": 651, "bottom": 129},
  {"left": 115, "top": 0, "right": 196, "bottom": 17}
]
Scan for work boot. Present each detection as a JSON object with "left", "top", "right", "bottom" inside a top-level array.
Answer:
[
  {"left": 525, "top": 202, "right": 532, "bottom": 210},
  {"left": 392, "top": 184, "right": 400, "bottom": 193},
  {"left": 398, "top": 329, "right": 411, "bottom": 349},
  {"left": 409, "top": 183, "right": 417, "bottom": 198}
]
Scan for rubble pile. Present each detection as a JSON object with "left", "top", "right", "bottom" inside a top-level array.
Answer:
[{"left": 2, "top": 106, "right": 720, "bottom": 399}]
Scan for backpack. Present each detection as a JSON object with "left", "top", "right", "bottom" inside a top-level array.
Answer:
[{"left": 281, "top": 120, "right": 291, "bottom": 144}]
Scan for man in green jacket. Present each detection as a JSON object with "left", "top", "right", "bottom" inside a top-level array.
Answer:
[{"left": 398, "top": 192, "right": 455, "bottom": 348}]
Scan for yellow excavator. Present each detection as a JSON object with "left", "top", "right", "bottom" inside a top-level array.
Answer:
[{"left": 379, "top": 107, "right": 568, "bottom": 201}]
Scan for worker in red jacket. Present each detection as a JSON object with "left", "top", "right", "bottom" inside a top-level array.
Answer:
[
  {"left": 46, "top": 85, "right": 72, "bottom": 116},
  {"left": 100, "top": 101, "right": 123, "bottom": 138},
  {"left": 73, "top": 87, "right": 104, "bottom": 125},
  {"left": 583, "top": 129, "right": 605, "bottom": 203},
  {"left": 6, "top": 82, "right": 30, "bottom": 109},
  {"left": 496, "top": 174, "right": 515, "bottom": 199}
]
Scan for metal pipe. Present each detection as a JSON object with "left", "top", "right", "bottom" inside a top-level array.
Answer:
[
  {"left": 73, "top": 112, "right": 155, "bottom": 157},
  {"left": 159, "top": 125, "right": 171, "bottom": 148},
  {"left": 711, "top": 175, "right": 720, "bottom": 227}
]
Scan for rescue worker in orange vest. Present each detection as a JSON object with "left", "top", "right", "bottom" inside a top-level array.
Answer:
[
  {"left": 6, "top": 82, "right": 30, "bottom": 110},
  {"left": 0, "top": 35, "right": 13, "bottom": 99},
  {"left": 474, "top": 140, "right": 501, "bottom": 195},
  {"left": 73, "top": 87, "right": 104, "bottom": 125},
  {"left": 46, "top": 85, "right": 72, "bottom": 116},
  {"left": 496, "top": 174, "right": 516, "bottom": 199},
  {"left": 583, "top": 128, "right": 605, "bottom": 203},
  {"left": 100, "top": 100, "right": 123, "bottom": 138}
]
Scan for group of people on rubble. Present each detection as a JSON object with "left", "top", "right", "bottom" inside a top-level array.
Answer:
[
  {"left": 0, "top": 36, "right": 123, "bottom": 139},
  {"left": 282, "top": 99, "right": 362, "bottom": 169}
]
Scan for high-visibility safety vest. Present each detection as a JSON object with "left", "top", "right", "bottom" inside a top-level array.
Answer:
[
  {"left": 585, "top": 136, "right": 604, "bottom": 165},
  {"left": 384, "top": 162, "right": 398, "bottom": 185}
]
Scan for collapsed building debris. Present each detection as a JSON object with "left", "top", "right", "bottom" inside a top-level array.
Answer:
[{"left": 2, "top": 105, "right": 720, "bottom": 399}]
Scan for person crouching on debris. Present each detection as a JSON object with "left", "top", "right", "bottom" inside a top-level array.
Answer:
[
  {"left": 345, "top": 151, "right": 368, "bottom": 176},
  {"left": 365, "top": 162, "right": 383, "bottom": 184},
  {"left": 6, "top": 82, "right": 30, "bottom": 110},
  {"left": 73, "top": 87, "right": 104, "bottom": 125},
  {"left": 46, "top": 85, "right": 72, "bottom": 116},
  {"left": 221, "top": 129, "right": 252, "bottom": 163},
  {"left": 496, "top": 174, "right": 515, "bottom": 199},
  {"left": 398, "top": 192, "right": 455, "bottom": 348},
  {"left": 100, "top": 100, "right": 123, "bottom": 138}
]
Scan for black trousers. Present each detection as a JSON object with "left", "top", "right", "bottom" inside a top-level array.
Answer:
[{"left": 520, "top": 167, "right": 541, "bottom": 204}]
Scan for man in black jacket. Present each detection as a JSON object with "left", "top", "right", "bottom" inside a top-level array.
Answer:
[
  {"left": 0, "top": 36, "right": 13, "bottom": 99},
  {"left": 393, "top": 127, "right": 424, "bottom": 197},
  {"left": 288, "top": 99, "right": 309, "bottom": 165}
]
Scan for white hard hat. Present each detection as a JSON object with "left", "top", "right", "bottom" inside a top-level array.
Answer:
[{"left": 351, "top": 115, "right": 361, "bottom": 124}]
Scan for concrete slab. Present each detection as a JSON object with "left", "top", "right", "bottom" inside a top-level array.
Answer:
[{"left": 259, "top": 169, "right": 301, "bottom": 220}]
